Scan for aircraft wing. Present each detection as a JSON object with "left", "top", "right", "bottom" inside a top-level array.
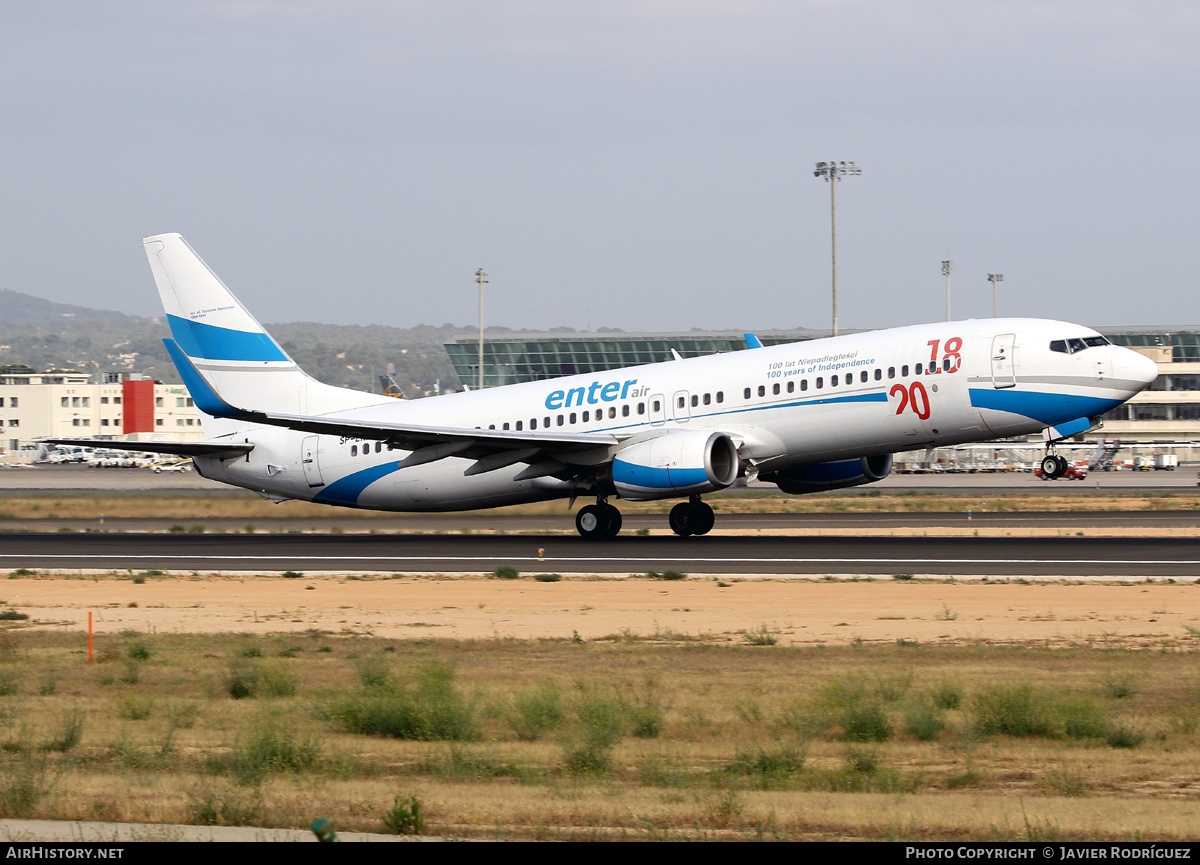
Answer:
[
  {"left": 40, "top": 438, "right": 254, "bottom": 458},
  {"left": 164, "top": 339, "right": 621, "bottom": 472}
]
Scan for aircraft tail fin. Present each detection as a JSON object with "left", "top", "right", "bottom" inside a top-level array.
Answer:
[{"left": 143, "top": 234, "right": 391, "bottom": 417}]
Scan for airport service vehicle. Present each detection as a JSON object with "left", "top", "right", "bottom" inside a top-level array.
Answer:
[{"left": 45, "top": 233, "right": 1159, "bottom": 538}]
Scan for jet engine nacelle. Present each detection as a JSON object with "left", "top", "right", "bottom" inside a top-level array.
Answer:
[
  {"left": 611, "top": 430, "right": 740, "bottom": 501},
  {"left": 762, "top": 454, "right": 893, "bottom": 495}
]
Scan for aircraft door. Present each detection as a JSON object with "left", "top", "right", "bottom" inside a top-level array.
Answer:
[
  {"left": 301, "top": 436, "right": 324, "bottom": 487},
  {"left": 649, "top": 394, "right": 666, "bottom": 425},
  {"left": 672, "top": 391, "right": 691, "bottom": 422},
  {"left": 991, "top": 334, "right": 1016, "bottom": 389}
]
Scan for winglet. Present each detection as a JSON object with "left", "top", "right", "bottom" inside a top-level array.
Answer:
[
  {"left": 163, "top": 339, "right": 258, "bottom": 420},
  {"left": 744, "top": 333, "right": 764, "bottom": 349}
]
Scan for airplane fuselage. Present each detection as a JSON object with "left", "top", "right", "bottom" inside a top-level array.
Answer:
[{"left": 193, "top": 317, "right": 1154, "bottom": 512}]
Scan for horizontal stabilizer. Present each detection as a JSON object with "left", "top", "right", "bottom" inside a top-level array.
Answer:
[{"left": 40, "top": 438, "right": 253, "bottom": 458}]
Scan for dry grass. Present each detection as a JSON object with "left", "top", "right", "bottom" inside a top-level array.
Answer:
[
  {"left": 0, "top": 490, "right": 1197, "bottom": 524},
  {"left": 0, "top": 628, "right": 1197, "bottom": 839}
]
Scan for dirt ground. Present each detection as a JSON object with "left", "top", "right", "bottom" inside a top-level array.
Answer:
[{"left": 6, "top": 574, "right": 1199, "bottom": 649}]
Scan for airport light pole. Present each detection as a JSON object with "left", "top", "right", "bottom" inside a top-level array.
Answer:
[
  {"left": 942, "top": 260, "right": 953, "bottom": 321},
  {"left": 475, "top": 268, "right": 488, "bottom": 390},
  {"left": 988, "top": 273, "right": 1004, "bottom": 318},
  {"left": 814, "top": 160, "right": 861, "bottom": 336}
]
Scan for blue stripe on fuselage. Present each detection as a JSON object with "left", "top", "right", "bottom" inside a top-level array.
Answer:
[
  {"left": 312, "top": 462, "right": 403, "bottom": 507},
  {"left": 969, "top": 388, "right": 1122, "bottom": 425}
]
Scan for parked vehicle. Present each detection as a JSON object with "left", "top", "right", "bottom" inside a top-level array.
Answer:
[
  {"left": 1035, "top": 461, "right": 1089, "bottom": 481},
  {"left": 151, "top": 460, "right": 192, "bottom": 473},
  {"left": 1154, "top": 454, "right": 1179, "bottom": 470}
]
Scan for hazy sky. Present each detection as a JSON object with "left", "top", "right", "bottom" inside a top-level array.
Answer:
[{"left": 2, "top": 1, "right": 1198, "bottom": 332}]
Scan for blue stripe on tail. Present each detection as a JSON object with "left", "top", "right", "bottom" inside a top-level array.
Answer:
[{"left": 167, "top": 314, "right": 288, "bottom": 362}]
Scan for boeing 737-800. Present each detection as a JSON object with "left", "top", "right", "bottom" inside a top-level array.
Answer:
[{"left": 48, "top": 234, "right": 1158, "bottom": 538}]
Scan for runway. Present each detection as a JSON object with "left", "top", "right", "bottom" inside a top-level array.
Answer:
[{"left": 1, "top": 531, "right": 1196, "bottom": 577}]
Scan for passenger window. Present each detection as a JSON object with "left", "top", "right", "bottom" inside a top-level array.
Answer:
[
  {"left": 637, "top": 403, "right": 645, "bottom": 415},
  {"left": 530, "top": 418, "right": 537, "bottom": 430},
  {"left": 860, "top": 371, "right": 868, "bottom": 383},
  {"left": 503, "top": 422, "right": 510, "bottom": 430},
  {"left": 653, "top": 400, "right": 661, "bottom": 412},
  {"left": 703, "top": 393, "right": 711, "bottom": 405},
  {"left": 678, "top": 396, "right": 686, "bottom": 408},
  {"left": 915, "top": 363, "right": 923, "bottom": 375},
  {"left": 608, "top": 407, "right": 616, "bottom": 419},
  {"left": 376, "top": 442, "right": 383, "bottom": 452},
  {"left": 888, "top": 367, "right": 895, "bottom": 379},
  {"left": 786, "top": 381, "right": 794, "bottom": 393},
  {"left": 556, "top": 415, "right": 563, "bottom": 426},
  {"left": 544, "top": 416, "right": 550, "bottom": 428},
  {"left": 744, "top": 387, "right": 751, "bottom": 399},
  {"left": 773, "top": 383, "right": 780, "bottom": 395},
  {"left": 582, "top": 411, "right": 589, "bottom": 422},
  {"left": 570, "top": 412, "right": 577, "bottom": 423},
  {"left": 622, "top": 405, "right": 630, "bottom": 417},
  {"left": 831, "top": 375, "right": 839, "bottom": 386},
  {"left": 801, "top": 379, "right": 808, "bottom": 391},
  {"left": 816, "top": 377, "right": 823, "bottom": 389},
  {"left": 488, "top": 425, "right": 495, "bottom": 430},
  {"left": 516, "top": 420, "right": 523, "bottom": 431},
  {"left": 901, "top": 365, "right": 909, "bottom": 377},
  {"left": 350, "top": 445, "right": 357, "bottom": 457},
  {"left": 943, "top": 358, "right": 951, "bottom": 371},
  {"left": 716, "top": 391, "right": 724, "bottom": 403},
  {"left": 757, "top": 385, "right": 765, "bottom": 397},
  {"left": 875, "top": 369, "right": 882, "bottom": 381}
]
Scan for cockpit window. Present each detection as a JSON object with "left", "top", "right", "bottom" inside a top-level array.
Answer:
[{"left": 1052, "top": 335, "right": 1110, "bottom": 355}]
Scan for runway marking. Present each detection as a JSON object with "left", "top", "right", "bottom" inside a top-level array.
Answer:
[{"left": 0, "top": 555, "right": 1197, "bottom": 566}]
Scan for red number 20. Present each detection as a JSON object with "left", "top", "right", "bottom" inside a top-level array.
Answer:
[{"left": 890, "top": 382, "right": 931, "bottom": 420}]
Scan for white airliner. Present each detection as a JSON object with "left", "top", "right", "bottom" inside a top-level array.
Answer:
[{"left": 49, "top": 234, "right": 1158, "bottom": 538}]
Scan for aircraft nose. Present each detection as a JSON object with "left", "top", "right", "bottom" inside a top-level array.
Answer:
[{"left": 1113, "top": 347, "right": 1159, "bottom": 391}]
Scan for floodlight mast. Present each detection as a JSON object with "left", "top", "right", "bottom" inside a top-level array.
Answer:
[
  {"left": 814, "top": 160, "right": 861, "bottom": 336},
  {"left": 476, "top": 268, "right": 488, "bottom": 390},
  {"left": 942, "top": 260, "right": 953, "bottom": 321},
  {"left": 988, "top": 273, "right": 1004, "bottom": 318}
]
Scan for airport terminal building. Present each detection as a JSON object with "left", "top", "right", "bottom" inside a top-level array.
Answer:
[
  {"left": 445, "top": 326, "right": 1200, "bottom": 461},
  {"left": 0, "top": 366, "right": 204, "bottom": 457}
]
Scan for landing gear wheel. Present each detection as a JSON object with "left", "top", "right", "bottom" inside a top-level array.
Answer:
[
  {"left": 1055, "top": 455, "right": 1069, "bottom": 476},
  {"left": 692, "top": 501, "right": 715, "bottom": 536},
  {"left": 576, "top": 504, "right": 611, "bottom": 539},
  {"left": 602, "top": 504, "right": 622, "bottom": 538},
  {"left": 1040, "top": 454, "right": 1060, "bottom": 477},
  {"left": 669, "top": 502, "right": 696, "bottom": 537}
]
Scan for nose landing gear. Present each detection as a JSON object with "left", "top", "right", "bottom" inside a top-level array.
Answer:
[{"left": 669, "top": 496, "right": 715, "bottom": 537}]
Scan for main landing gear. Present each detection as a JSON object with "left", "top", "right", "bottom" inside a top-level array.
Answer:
[
  {"left": 576, "top": 501, "right": 622, "bottom": 539},
  {"left": 573, "top": 495, "right": 716, "bottom": 539},
  {"left": 1040, "top": 451, "right": 1069, "bottom": 480},
  {"left": 669, "top": 496, "right": 715, "bottom": 538}
]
